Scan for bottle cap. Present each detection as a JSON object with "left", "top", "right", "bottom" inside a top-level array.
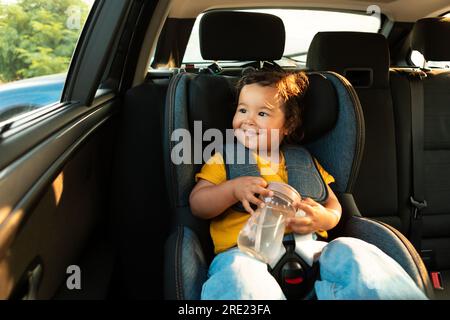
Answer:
[{"left": 267, "top": 182, "right": 301, "bottom": 203}]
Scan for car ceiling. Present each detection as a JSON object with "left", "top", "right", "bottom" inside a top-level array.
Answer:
[{"left": 167, "top": 0, "right": 450, "bottom": 22}]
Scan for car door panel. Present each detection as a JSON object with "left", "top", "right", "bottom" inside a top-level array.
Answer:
[
  {"left": 0, "top": 0, "right": 164, "bottom": 299},
  {"left": 0, "top": 98, "right": 117, "bottom": 299}
]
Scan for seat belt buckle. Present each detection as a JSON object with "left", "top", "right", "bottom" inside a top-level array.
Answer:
[
  {"left": 410, "top": 196, "right": 427, "bottom": 219},
  {"left": 420, "top": 249, "right": 435, "bottom": 271},
  {"left": 430, "top": 272, "right": 444, "bottom": 290}
]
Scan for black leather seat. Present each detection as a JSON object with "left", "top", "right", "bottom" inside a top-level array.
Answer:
[
  {"left": 163, "top": 12, "right": 433, "bottom": 299},
  {"left": 306, "top": 27, "right": 450, "bottom": 298},
  {"left": 390, "top": 17, "right": 450, "bottom": 297},
  {"left": 307, "top": 32, "right": 406, "bottom": 233}
]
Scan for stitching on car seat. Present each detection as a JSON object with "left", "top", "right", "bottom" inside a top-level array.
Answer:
[
  {"left": 167, "top": 73, "right": 184, "bottom": 207},
  {"left": 168, "top": 73, "right": 185, "bottom": 300},
  {"left": 175, "top": 225, "right": 184, "bottom": 300}
]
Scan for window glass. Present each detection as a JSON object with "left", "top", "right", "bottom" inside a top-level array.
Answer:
[
  {"left": 410, "top": 50, "right": 426, "bottom": 68},
  {"left": 0, "top": 0, "right": 94, "bottom": 123},
  {"left": 182, "top": 9, "right": 381, "bottom": 67}
]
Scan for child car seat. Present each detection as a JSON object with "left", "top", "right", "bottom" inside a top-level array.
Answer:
[{"left": 162, "top": 11, "right": 433, "bottom": 299}]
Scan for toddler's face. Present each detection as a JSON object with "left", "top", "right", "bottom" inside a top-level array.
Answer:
[{"left": 232, "top": 83, "right": 287, "bottom": 153}]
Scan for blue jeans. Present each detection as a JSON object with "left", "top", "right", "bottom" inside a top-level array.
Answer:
[{"left": 201, "top": 237, "right": 428, "bottom": 300}]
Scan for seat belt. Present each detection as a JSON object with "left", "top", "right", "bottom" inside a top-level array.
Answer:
[{"left": 407, "top": 70, "right": 427, "bottom": 253}]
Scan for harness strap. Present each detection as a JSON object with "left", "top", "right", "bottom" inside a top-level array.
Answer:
[{"left": 223, "top": 142, "right": 328, "bottom": 212}]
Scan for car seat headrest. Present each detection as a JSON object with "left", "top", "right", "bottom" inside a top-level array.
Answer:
[
  {"left": 301, "top": 73, "right": 338, "bottom": 143},
  {"left": 306, "top": 32, "right": 390, "bottom": 89},
  {"left": 199, "top": 11, "right": 285, "bottom": 61},
  {"left": 189, "top": 75, "right": 236, "bottom": 134},
  {"left": 411, "top": 17, "right": 450, "bottom": 62}
]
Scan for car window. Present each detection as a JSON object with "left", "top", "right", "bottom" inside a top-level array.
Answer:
[
  {"left": 0, "top": 0, "right": 95, "bottom": 123},
  {"left": 182, "top": 8, "right": 381, "bottom": 67}
]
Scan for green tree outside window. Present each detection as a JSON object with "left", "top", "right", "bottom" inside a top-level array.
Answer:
[{"left": 0, "top": 0, "right": 91, "bottom": 84}]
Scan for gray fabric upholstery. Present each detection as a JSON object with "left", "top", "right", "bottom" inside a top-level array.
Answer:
[
  {"left": 301, "top": 72, "right": 339, "bottom": 144},
  {"left": 170, "top": 74, "right": 197, "bottom": 207},
  {"left": 164, "top": 226, "right": 208, "bottom": 300},
  {"left": 306, "top": 72, "right": 363, "bottom": 194}
]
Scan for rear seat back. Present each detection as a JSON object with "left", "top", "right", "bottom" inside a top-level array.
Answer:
[
  {"left": 391, "top": 17, "right": 450, "bottom": 272},
  {"left": 306, "top": 32, "right": 406, "bottom": 232}
]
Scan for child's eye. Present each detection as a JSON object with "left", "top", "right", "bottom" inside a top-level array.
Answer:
[
  {"left": 258, "top": 111, "right": 268, "bottom": 117},
  {"left": 238, "top": 108, "right": 247, "bottom": 113}
]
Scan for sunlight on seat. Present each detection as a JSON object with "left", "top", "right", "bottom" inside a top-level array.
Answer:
[
  {"left": 0, "top": 256, "right": 14, "bottom": 299},
  {"left": 0, "top": 206, "right": 11, "bottom": 226},
  {"left": 52, "top": 172, "right": 64, "bottom": 206}
]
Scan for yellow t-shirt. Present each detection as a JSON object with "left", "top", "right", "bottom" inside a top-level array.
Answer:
[{"left": 195, "top": 151, "right": 335, "bottom": 254}]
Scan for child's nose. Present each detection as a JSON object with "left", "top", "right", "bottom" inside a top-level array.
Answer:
[{"left": 243, "top": 117, "right": 256, "bottom": 126}]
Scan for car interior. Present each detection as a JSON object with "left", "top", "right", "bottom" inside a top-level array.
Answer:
[{"left": 0, "top": 0, "right": 449, "bottom": 300}]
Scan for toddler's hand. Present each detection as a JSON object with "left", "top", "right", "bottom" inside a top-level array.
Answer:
[
  {"left": 231, "top": 177, "right": 273, "bottom": 215},
  {"left": 287, "top": 198, "right": 329, "bottom": 234}
]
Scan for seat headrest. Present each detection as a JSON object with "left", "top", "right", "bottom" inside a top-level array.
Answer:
[
  {"left": 302, "top": 73, "right": 338, "bottom": 143},
  {"left": 411, "top": 17, "right": 450, "bottom": 61},
  {"left": 306, "top": 32, "right": 390, "bottom": 88},
  {"left": 199, "top": 11, "right": 285, "bottom": 61}
]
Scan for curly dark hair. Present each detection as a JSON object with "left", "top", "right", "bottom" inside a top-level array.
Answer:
[{"left": 236, "top": 70, "right": 309, "bottom": 144}]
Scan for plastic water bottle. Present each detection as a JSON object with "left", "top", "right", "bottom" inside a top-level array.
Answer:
[{"left": 237, "top": 182, "right": 301, "bottom": 264}]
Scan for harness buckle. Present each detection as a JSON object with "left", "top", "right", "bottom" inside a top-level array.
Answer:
[{"left": 410, "top": 196, "right": 427, "bottom": 219}]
